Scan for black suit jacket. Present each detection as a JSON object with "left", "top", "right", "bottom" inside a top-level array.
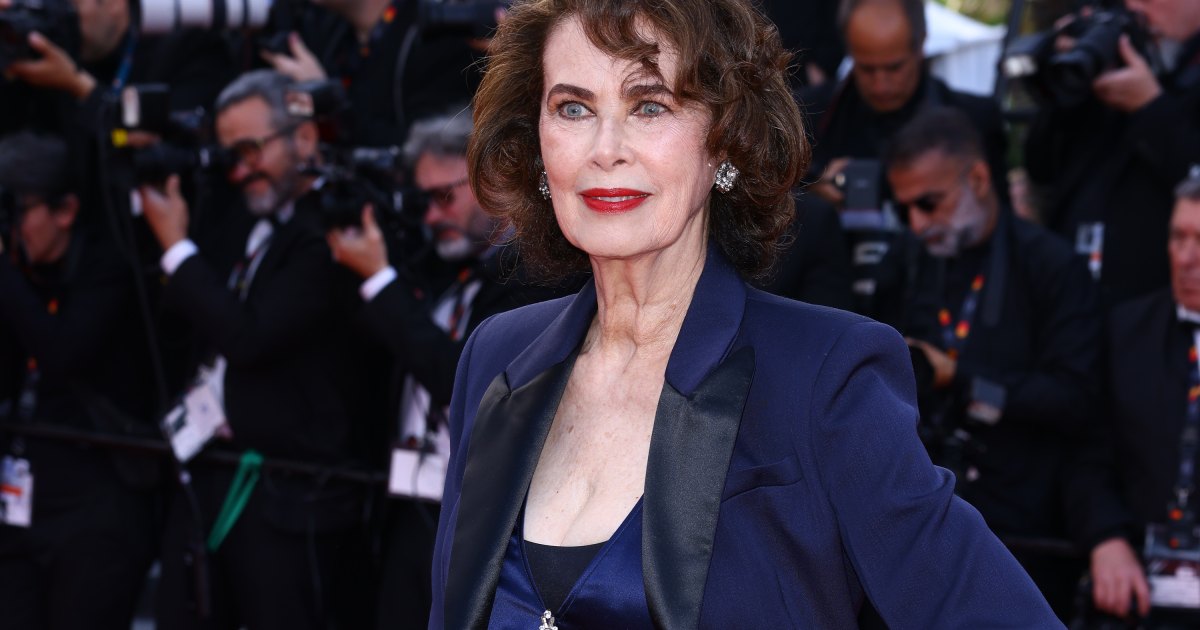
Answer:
[
  {"left": 164, "top": 197, "right": 369, "bottom": 465},
  {"left": 0, "top": 235, "right": 158, "bottom": 505},
  {"left": 755, "top": 194, "right": 854, "bottom": 310},
  {"left": 905, "top": 211, "right": 1102, "bottom": 537},
  {"left": 1066, "top": 289, "right": 1193, "bottom": 548},
  {"left": 1025, "top": 34, "right": 1200, "bottom": 304}
]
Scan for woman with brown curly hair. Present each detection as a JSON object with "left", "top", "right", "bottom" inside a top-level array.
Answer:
[{"left": 429, "top": 0, "right": 1061, "bottom": 628}]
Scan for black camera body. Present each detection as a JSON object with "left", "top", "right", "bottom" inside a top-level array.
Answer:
[
  {"left": 106, "top": 84, "right": 229, "bottom": 187},
  {"left": 418, "top": 0, "right": 506, "bottom": 38},
  {"left": 313, "top": 146, "right": 405, "bottom": 229},
  {"left": 0, "top": 0, "right": 79, "bottom": 69},
  {"left": 1005, "top": 8, "right": 1154, "bottom": 109}
]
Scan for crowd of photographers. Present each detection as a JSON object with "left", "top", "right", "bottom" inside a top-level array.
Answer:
[{"left": 0, "top": 0, "right": 1198, "bottom": 627}]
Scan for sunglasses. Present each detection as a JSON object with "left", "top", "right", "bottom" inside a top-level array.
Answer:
[
  {"left": 894, "top": 192, "right": 945, "bottom": 216},
  {"left": 422, "top": 177, "right": 469, "bottom": 209},
  {"left": 225, "top": 124, "right": 300, "bottom": 168}
]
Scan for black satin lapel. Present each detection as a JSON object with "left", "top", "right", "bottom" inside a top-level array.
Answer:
[
  {"left": 643, "top": 346, "right": 755, "bottom": 630},
  {"left": 445, "top": 359, "right": 575, "bottom": 630}
]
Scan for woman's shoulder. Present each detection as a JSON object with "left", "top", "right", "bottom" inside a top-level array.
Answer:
[
  {"left": 743, "top": 287, "right": 890, "bottom": 341},
  {"left": 740, "top": 287, "right": 910, "bottom": 375}
]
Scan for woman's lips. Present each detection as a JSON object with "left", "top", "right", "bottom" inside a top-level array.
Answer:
[{"left": 579, "top": 188, "right": 651, "bottom": 213}]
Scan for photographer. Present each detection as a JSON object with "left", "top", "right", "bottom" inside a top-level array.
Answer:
[
  {"left": 887, "top": 108, "right": 1101, "bottom": 619},
  {"left": 805, "top": 0, "right": 1009, "bottom": 208},
  {"left": 259, "top": 0, "right": 484, "bottom": 146},
  {"left": 0, "top": 131, "right": 158, "bottom": 629},
  {"left": 1, "top": 0, "right": 232, "bottom": 127},
  {"left": 1025, "top": 0, "right": 1200, "bottom": 305},
  {"left": 140, "top": 69, "right": 377, "bottom": 629},
  {"left": 799, "top": 0, "right": 1009, "bottom": 327},
  {"left": 326, "top": 106, "right": 572, "bottom": 629},
  {"left": 1065, "top": 174, "right": 1200, "bottom": 626}
]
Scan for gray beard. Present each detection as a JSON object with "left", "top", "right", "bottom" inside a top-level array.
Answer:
[
  {"left": 436, "top": 235, "right": 474, "bottom": 262},
  {"left": 924, "top": 191, "right": 990, "bottom": 258}
]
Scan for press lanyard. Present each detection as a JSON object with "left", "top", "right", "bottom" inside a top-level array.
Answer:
[
  {"left": 445, "top": 266, "right": 475, "bottom": 342},
  {"left": 207, "top": 450, "right": 262, "bottom": 552},
  {"left": 14, "top": 297, "right": 58, "bottom": 426},
  {"left": 1171, "top": 338, "right": 1200, "bottom": 516},
  {"left": 938, "top": 273, "right": 986, "bottom": 360},
  {"left": 110, "top": 30, "right": 138, "bottom": 92},
  {"left": 336, "top": 0, "right": 401, "bottom": 87}
]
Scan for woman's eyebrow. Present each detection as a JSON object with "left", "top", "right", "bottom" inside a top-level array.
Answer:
[
  {"left": 624, "top": 83, "right": 673, "bottom": 100},
  {"left": 546, "top": 84, "right": 595, "bottom": 103}
]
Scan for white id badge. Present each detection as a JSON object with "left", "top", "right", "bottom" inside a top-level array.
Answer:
[
  {"left": 388, "top": 447, "right": 447, "bottom": 502},
  {"left": 1145, "top": 524, "right": 1200, "bottom": 610},
  {"left": 1, "top": 455, "right": 34, "bottom": 527},
  {"left": 161, "top": 358, "right": 229, "bottom": 463}
]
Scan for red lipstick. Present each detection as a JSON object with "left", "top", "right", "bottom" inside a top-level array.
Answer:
[{"left": 579, "top": 188, "right": 651, "bottom": 214}]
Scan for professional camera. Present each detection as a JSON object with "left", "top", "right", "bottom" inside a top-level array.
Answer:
[
  {"left": 132, "top": 142, "right": 231, "bottom": 187},
  {"left": 105, "top": 84, "right": 230, "bottom": 187},
  {"left": 139, "top": 0, "right": 273, "bottom": 35},
  {"left": 0, "top": 0, "right": 78, "bottom": 68},
  {"left": 312, "top": 146, "right": 409, "bottom": 229},
  {"left": 418, "top": 0, "right": 507, "bottom": 38},
  {"left": 1002, "top": 8, "right": 1154, "bottom": 109}
]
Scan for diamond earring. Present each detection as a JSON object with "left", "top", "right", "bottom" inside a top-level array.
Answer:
[
  {"left": 714, "top": 160, "right": 739, "bottom": 193},
  {"left": 539, "top": 171, "right": 551, "bottom": 200}
]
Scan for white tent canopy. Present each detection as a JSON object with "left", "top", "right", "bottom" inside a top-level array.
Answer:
[{"left": 925, "top": 1, "right": 1006, "bottom": 96}]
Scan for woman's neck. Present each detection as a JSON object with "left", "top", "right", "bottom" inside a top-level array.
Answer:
[{"left": 584, "top": 237, "right": 707, "bottom": 361}]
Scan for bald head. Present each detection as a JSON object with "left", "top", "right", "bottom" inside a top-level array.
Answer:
[{"left": 842, "top": 0, "right": 925, "bottom": 113}]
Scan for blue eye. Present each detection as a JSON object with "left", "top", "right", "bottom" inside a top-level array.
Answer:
[
  {"left": 637, "top": 102, "right": 666, "bottom": 116},
  {"left": 560, "top": 102, "right": 587, "bottom": 118}
]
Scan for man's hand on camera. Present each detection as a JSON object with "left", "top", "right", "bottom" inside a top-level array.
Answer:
[
  {"left": 1093, "top": 35, "right": 1162, "bottom": 113},
  {"left": 261, "top": 32, "right": 327, "bottom": 83},
  {"left": 327, "top": 205, "right": 389, "bottom": 279},
  {"left": 7, "top": 32, "right": 97, "bottom": 101},
  {"left": 139, "top": 175, "right": 190, "bottom": 250},
  {"left": 1091, "top": 537, "right": 1151, "bottom": 618},
  {"left": 812, "top": 156, "right": 850, "bottom": 207}
]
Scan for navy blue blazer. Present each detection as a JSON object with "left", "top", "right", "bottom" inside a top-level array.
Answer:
[{"left": 430, "top": 247, "right": 1060, "bottom": 629}]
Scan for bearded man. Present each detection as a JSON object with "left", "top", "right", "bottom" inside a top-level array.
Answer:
[
  {"left": 139, "top": 69, "right": 380, "bottom": 629},
  {"left": 886, "top": 106, "right": 1103, "bottom": 620}
]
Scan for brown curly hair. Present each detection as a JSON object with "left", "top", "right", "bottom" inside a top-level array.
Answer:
[{"left": 469, "top": 0, "right": 809, "bottom": 279}]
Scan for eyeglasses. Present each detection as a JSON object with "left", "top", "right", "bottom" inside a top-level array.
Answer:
[
  {"left": 894, "top": 192, "right": 945, "bottom": 216},
  {"left": 225, "top": 124, "right": 299, "bottom": 167},
  {"left": 421, "top": 177, "right": 470, "bottom": 209}
]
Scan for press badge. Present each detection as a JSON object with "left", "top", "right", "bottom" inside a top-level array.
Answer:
[
  {"left": 1, "top": 455, "right": 33, "bottom": 528},
  {"left": 1075, "top": 222, "right": 1105, "bottom": 281},
  {"left": 162, "top": 358, "right": 230, "bottom": 463},
  {"left": 1145, "top": 524, "right": 1200, "bottom": 610},
  {"left": 387, "top": 446, "right": 447, "bottom": 502}
]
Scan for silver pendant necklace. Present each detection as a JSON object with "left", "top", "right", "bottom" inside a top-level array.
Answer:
[{"left": 538, "top": 610, "right": 558, "bottom": 630}]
